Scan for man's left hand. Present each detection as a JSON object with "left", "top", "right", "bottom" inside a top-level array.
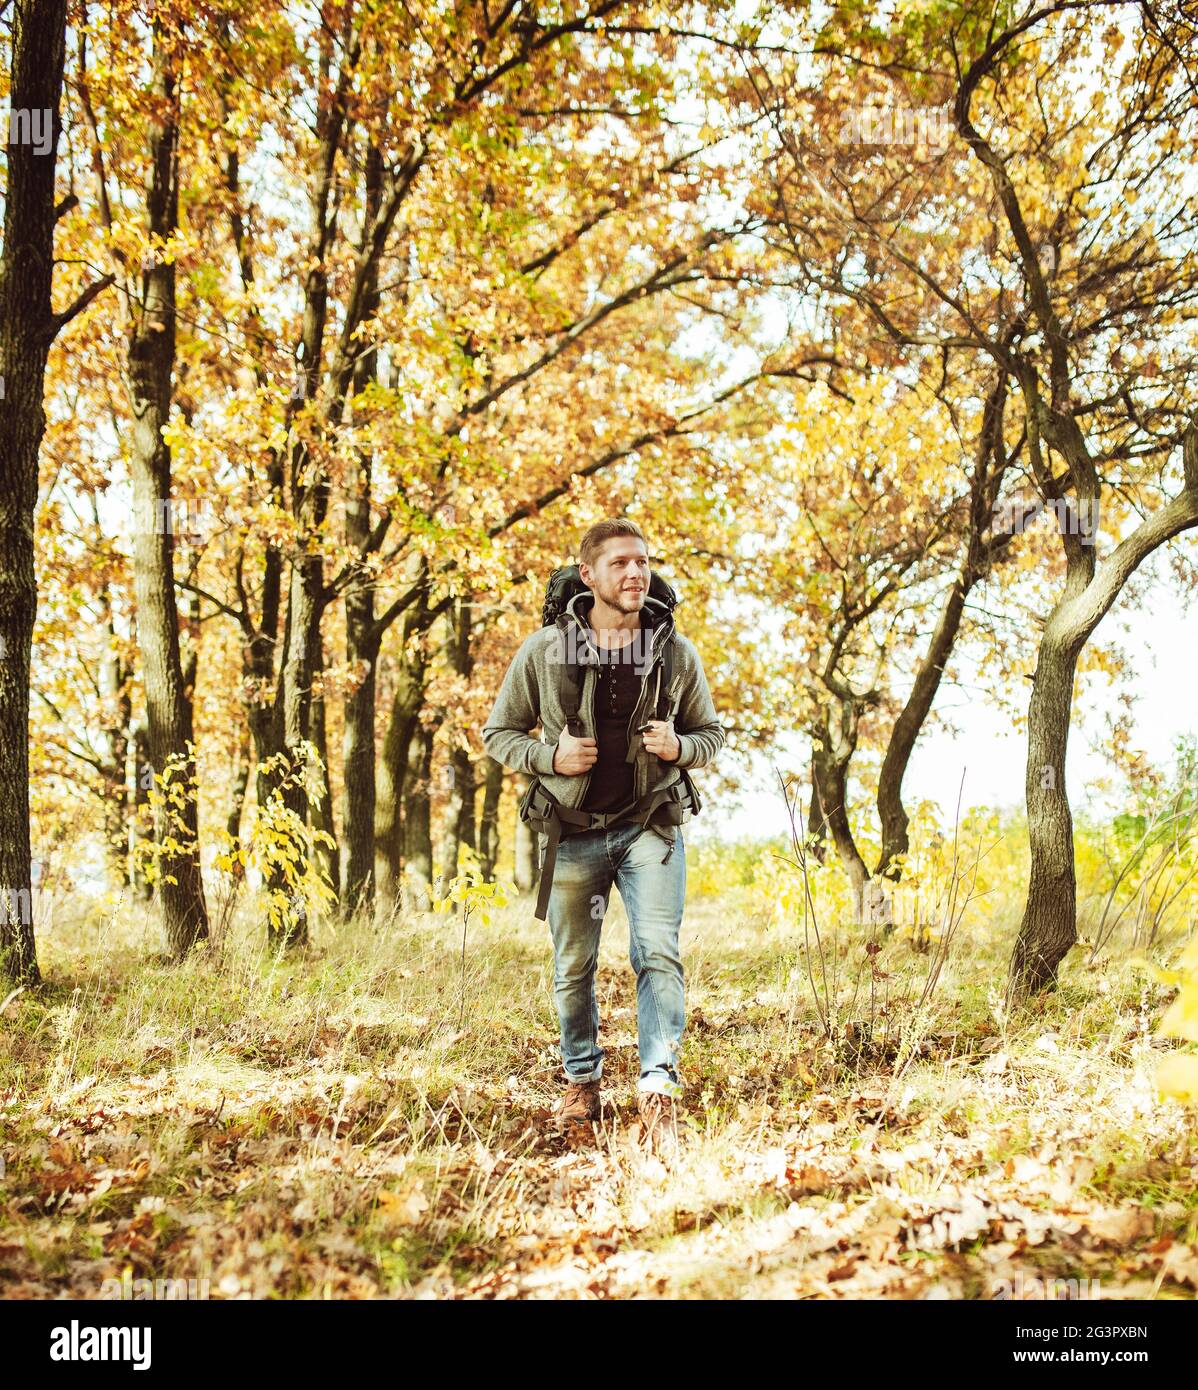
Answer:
[{"left": 641, "top": 719, "right": 681, "bottom": 762}]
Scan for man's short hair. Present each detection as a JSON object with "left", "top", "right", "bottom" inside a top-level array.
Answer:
[{"left": 579, "top": 518, "right": 647, "bottom": 569}]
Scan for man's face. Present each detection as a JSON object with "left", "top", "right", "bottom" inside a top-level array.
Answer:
[{"left": 580, "top": 537, "right": 650, "bottom": 614}]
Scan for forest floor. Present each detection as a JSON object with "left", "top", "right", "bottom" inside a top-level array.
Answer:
[{"left": 1, "top": 881, "right": 1196, "bottom": 1300}]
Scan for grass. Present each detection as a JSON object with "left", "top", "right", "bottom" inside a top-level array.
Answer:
[{"left": 0, "top": 881, "right": 1195, "bottom": 1300}]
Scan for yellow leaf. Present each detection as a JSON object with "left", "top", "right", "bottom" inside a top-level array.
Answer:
[
  {"left": 1157, "top": 1053, "right": 1198, "bottom": 1103},
  {"left": 1158, "top": 993, "right": 1198, "bottom": 1043}
]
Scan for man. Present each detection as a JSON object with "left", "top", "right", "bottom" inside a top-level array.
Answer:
[{"left": 483, "top": 519, "right": 724, "bottom": 1150}]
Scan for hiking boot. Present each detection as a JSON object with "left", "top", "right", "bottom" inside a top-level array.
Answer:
[
  {"left": 556, "top": 1079, "right": 601, "bottom": 1125},
  {"left": 636, "top": 1091, "right": 684, "bottom": 1156}
]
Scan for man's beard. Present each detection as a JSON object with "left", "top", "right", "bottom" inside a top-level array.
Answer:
[{"left": 594, "top": 580, "right": 645, "bottom": 615}]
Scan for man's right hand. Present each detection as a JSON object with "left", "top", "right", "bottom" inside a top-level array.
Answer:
[{"left": 552, "top": 728, "right": 598, "bottom": 775}]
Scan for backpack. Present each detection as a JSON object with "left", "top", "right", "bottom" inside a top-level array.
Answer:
[
  {"left": 541, "top": 564, "right": 679, "bottom": 736},
  {"left": 541, "top": 563, "right": 679, "bottom": 626}
]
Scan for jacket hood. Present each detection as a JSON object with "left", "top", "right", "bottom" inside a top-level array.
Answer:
[{"left": 564, "top": 588, "right": 675, "bottom": 641}]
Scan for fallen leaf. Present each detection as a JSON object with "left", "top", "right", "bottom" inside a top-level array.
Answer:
[{"left": 377, "top": 1185, "right": 429, "bottom": 1226}]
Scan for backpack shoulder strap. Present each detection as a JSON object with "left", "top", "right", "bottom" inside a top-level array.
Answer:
[
  {"left": 555, "top": 613, "right": 587, "bottom": 737},
  {"left": 655, "top": 630, "right": 677, "bottom": 721}
]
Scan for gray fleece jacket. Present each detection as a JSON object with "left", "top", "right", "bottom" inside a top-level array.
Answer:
[{"left": 482, "top": 591, "right": 724, "bottom": 813}]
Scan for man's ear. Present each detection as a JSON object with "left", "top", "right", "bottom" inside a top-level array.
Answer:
[{"left": 578, "top": 562, "right": 594, "bottom": 589}]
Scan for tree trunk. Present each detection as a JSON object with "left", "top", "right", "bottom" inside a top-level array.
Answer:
[
  {"left": 310, "top": 644, "right": 339, "bottom": 898},
  {"left": 219, "top": 72, "right": 286, "bottom": 873},
  {"left": 438, "top": 599, "right": 477, "bottom": 890},
  {"left": 440, "top": 746, "right": 476, "bottom": 888},
  {"left": 514, "top": 774, "right": 539, "bottom": 894},
  {"left": 0, "top": 0, "right": 70, "bottom": 984},
  {"left": 806, "top": 775, "right": 827, "bottom": 864},
  {"left": 128, "top": 723, "right": 154, "bottom": 900},
  {"left": 98, "top": 641, "right": 132, "bottom": 885},
  {"left": 340, "top": 636, "right": 377, "bottom": 915},
  {"left": 124, "top": 21, "right": 209, "bottom": 958},
  {"left": 1005, "top": 414, "right": 1198, "bottom": 1001},
  {"left": 246, "top": 579, "right": 284, "bottom": 838},
  {"left": 876, "top": 573, "right": 969, "bottom": 880},
  {"left": 375, "top": 604, "right": 430, "bottom": 904},
  {"left": 339, "top": 144, "right": 383, "bottom": 918},
  {"left": 270, "top": 575, "right": 322, "bottom": 949},
  {"left": 226, "top": 725, "right": 250, "bottom": 848},
  {"left": 812, "top": 744, "right": 868, "bottom": 920},
  {"left": 262, "top": 17, "right": 346, "bottom": 948},
  {"left": 875, "top": 371, "right": 1017, "bottom": 881},
  {"left": 478, "top": 756, "right": 504, "bottom": 881},
  {"left": 280, "top": 528, "right": 324, "bottom": 746},
  {"left": 268, "top": 274, "right": 332, "bottom": 947},
  {"left": 1008, "top": 632, "right": 1082, "bottom": 1001},
  {"left": 402, "top": 721, "right": 434, "bottom": 910}
]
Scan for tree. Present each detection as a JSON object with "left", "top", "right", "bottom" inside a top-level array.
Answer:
[
  {"left": 120, "top": 14, "right": 209, "bottom": 955},
  {"left": 733, "top": 367, "right": 1031, "bottom": 915},
  {"left": 750, "top": 0, "right": 1198, "bottom": 995},
  {"left": 948, "top": 6, "right": 1198, "bottom": 1000},
  {"left": 0, "top": 0, "right": 111, "bottom": 983}
]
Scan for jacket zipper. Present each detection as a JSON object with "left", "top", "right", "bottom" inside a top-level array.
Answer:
[
  {"left": 565, "top": 605, "right": 669, "bottom": 809},
  {"left": 628, "top": 623, "right": 669, "bottom": 803},
  {"left": 577, "top": 658, "right": 596, "bottom": 805}
]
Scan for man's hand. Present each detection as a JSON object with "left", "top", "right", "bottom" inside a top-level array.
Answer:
[
  {"left": 640, "top": 719, "right": 681, "bottom": 762},
  {"left": 552, "top": 727, "right": 598, "bottom": 775}
]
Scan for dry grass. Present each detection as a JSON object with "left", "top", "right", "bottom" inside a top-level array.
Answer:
[{"left": 0, "top": 883, "right": 1196, "bottom": 1300}]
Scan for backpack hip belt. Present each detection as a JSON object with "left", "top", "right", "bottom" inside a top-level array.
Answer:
[{"left": 520, "top": 771, "right": 702, "bottom": 921}]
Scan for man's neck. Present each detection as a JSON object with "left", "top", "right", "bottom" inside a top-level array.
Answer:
[{"left": 586, "top": 593, "right": 641, "bottom": 646}]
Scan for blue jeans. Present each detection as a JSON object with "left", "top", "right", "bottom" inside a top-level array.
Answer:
[{"left": 544, "top": 820, "right": 687, "bottom": 1096}]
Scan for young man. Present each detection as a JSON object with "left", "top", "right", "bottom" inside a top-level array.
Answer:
[{"left": 483, "top": 519, "right": 724, "bottom": 1149}]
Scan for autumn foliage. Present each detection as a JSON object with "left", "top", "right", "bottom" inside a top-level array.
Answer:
[{"left": 2, "top": 0, "right": 1198, "bottom": 1305}]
